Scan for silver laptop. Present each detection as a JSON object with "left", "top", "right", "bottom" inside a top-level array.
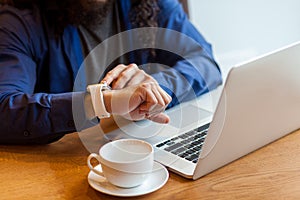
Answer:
[{"left": 104, "top": 41, "right": 300, "bottom": 179}]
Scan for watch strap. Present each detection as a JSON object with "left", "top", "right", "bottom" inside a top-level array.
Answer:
[{"left": 87, "top": 83, "right": 111, "bottom": 119}]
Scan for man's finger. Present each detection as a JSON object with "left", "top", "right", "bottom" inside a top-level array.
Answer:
[
  {"left": 147, "top": 113, "right": 170, "bottom": 124},
  {"left": 112, "top": 65, "right": 140, "bottom": 89},
  {"left": 101, "top": 64, "right": 127, "bottom": 85}
]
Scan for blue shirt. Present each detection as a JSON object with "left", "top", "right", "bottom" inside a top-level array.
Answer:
[{"left": 0, "top": 0, "right": 222, "bottom": 144}]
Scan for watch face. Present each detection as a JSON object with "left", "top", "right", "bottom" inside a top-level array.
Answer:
[
  {"left": 101, "top": 84, "right": 111, "bottom": 91},
  {"left": 100, "top": 82, "right": 112, "bottom": 91}
]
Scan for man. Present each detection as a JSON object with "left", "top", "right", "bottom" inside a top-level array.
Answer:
[{"left": 0, "top": 0, "right": 222, "bottom": 144}]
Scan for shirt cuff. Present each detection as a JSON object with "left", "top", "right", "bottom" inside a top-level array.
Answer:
[{"left": 84, "top": 92, "right": 96, "bottom": 120}]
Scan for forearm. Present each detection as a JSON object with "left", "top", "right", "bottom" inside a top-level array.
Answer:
[
  {"left": 0, "top": 91, "right": 89, "bottom": 144},
  {"left": 151, "top": 57, "right": 222, "bottom": 107}
]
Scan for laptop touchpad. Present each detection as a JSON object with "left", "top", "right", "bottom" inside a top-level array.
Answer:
[{"left": 166, "top": 104, "right": 212, "bottom": 129}]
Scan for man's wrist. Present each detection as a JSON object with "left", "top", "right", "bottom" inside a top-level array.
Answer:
[
  {"left": 86, "top": 83, "right": 111, "bottom": 119},
  {"left": 102, "top": 90, "right": 112, "bottom": 114}
]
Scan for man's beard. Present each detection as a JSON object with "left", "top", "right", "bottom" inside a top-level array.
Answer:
[{"left": 60, "top": 0, "right": 114, "bottom": 28}]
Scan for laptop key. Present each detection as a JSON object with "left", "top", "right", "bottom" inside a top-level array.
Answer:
[
  {"left": 166, "top": 141, "right": 175, "bottom": 146},
  {"left": 178, "top": 134, "right": 189, "bottom": 139},
  {"left": 186, "top": 130, "right": 197, "bottom": 136},
  {"left": 180, "top": 140, "right": 190, "bottom": 145},
  {"left": 171, "top": 136, "right": 180, "bottom": 141},
  {"left": 185, "top": 154, "right": 199, "bottom": 161},
  {"left": 178, "top": 152, "right": 189, "bottom": 158},
  {"left": 186, "top": 149, "right": 195, "bottom": 154},
  {"left": 156, "top": 142, "right": 165, "bottom": 148},
  {"left": 157, "top": 124, "right": 209, "bottom": 164},
  {"left": 171, "top": 147, "right": 186, "bottom": 155},
  {"left": 164, "top": 143, "right": 183, "bottom": 152},
  {"left": 193, "top": 145, "right": 202, "bottom": 151}
]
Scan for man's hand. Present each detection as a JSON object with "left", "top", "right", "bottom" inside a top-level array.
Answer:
[
  {"left": 102, "top": 63, "right": 157, "bottom": 89},
  {"left": 101, "top": 63, "right": 172, "bottom": 123},
  {"left": 103, "top": 82, "right": 172, "bottom": 124}
]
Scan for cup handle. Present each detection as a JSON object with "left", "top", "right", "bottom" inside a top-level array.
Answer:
[{"left": 87, "top": 153, "right": 104, "bottom": 177}]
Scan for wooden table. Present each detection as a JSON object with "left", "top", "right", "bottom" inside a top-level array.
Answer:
[{"left": 1, "top": 128, "right": 300, "bottom": 200}]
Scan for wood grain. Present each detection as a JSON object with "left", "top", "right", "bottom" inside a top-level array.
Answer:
[{"left": 1, "top": 129, "right": 300, "bottom": 200}]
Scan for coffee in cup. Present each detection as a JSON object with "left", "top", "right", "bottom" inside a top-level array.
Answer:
[{"left": 87, "top": 139, "right": 154, "bottom": 188}]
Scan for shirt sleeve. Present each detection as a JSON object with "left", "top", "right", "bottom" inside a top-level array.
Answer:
[
  {"left": 149, "top": 0, "right": 222, "bottom": 107},
  {"left": 0, "top": 6, "right": 88, "bottom": 144}
]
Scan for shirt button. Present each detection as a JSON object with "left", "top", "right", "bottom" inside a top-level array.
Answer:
[
  {"left": 67, "top": 120, "right": 75, "bottom": 128},
  {"left": 23, "top": 130, "right": 30, "bottom": 137}
]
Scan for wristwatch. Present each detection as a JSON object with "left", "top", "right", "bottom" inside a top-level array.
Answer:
[{"left": 87, "top": 82, "right": 111, "bottom": 119}]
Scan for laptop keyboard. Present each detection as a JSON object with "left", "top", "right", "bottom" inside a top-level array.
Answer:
[{"left": 156, "top": 123, "right": 210, "bottom": 163}]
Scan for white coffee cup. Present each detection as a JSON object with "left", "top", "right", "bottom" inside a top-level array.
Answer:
[{"left": 87, "top": 139, "right": 154, "bottom": 188}]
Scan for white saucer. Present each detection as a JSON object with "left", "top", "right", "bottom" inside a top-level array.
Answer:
[{"left": 87, "top": 162, "right": 169, "bottom": 197}]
